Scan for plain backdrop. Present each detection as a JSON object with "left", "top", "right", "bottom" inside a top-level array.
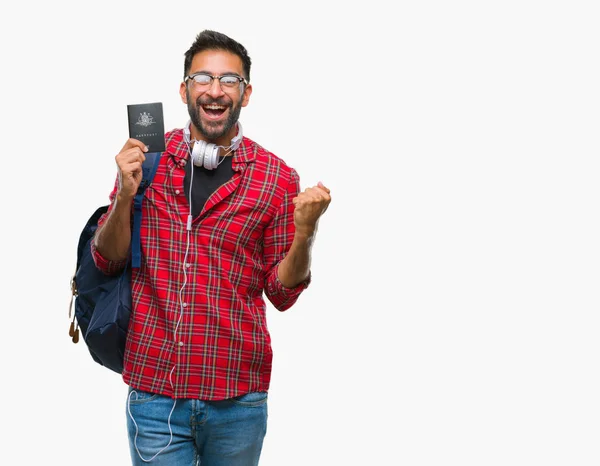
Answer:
[{"left": 1, "top": 1, "right": 599, "bottom": 465}]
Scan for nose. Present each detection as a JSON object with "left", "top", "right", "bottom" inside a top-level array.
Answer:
[{"left": 206, "top": 78, "right": 225, "bottom": 99}]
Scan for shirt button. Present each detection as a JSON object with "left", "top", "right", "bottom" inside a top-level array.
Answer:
[
  {"left": 178, "top": 341, "right": 184, "bottom": 347},
  {"left": 182, "top": 303, "right": 187, "bottom": 308},
  {"left": 175, "top": 189, "right": 180, "bottom": 195},
  {"left": 185, "top": 263, "right": 191, "bottom": 268}
]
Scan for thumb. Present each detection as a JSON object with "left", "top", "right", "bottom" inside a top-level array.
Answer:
[{"left": 317, "top": 181, "right": 330, "bottom": 193}]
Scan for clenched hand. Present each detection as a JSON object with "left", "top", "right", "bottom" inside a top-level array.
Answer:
[
  {"left": 116, "top": 138, "right": 148, "bottom": 199},
  {"left": 292, "top": 182, "right": 331, "bottom": 238}
]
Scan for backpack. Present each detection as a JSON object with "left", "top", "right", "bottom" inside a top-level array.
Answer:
[{"left": 68, "top": 152, "right": 161, "bottom": 374}]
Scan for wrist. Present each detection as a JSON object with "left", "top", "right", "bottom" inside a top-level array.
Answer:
[
  {"left": 294, "top": 220, "right": 319, "bottom": 240},
  {"left": 116, "top": 191, "right": 135, "bottom": 204},
  {"left": 294, "top": 228, "right": 316, "bottom": 243}
]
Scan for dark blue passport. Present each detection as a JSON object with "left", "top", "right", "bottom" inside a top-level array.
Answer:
[{"left": 127, "top": 102, "right": 166, "bottom": 153}]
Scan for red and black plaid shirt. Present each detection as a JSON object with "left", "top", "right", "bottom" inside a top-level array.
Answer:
[{"left": 92, "top": 129, "right": 310, "bottom": 400}]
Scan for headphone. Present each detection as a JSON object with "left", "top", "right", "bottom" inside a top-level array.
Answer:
[{"left": 183, "top": 120, "right": 243, "bottom": 170}]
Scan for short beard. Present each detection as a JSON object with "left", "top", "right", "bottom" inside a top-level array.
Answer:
[{"left": 186, "top": 87, "right": 243, "bottom": 142}]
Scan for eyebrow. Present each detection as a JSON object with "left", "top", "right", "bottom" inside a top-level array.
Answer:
[{"left": 190, "top": 71, "right": 242, "bottom": 77}]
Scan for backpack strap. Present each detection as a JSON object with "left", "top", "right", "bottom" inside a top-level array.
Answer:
[{"left": 131, "top": 152, "right": 161, "bottom": 269}]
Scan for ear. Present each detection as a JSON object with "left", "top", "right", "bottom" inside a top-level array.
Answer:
[
  {"left": 241, "top": 83, "right": 252, "bottom": 108},
  {"left": 180, "top": 82, "right": 188, "bottom": 104}
]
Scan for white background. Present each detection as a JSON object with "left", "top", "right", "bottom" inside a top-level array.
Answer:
[{"left": 1, "top": 0, "right": 599, "bottom": 465}]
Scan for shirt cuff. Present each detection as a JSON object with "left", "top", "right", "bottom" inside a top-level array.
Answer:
[
  {"left": 90, "top": 240, "right": 128, "bottom": 275},
  {"left": 274, "top": 270, "right": 311, "bottom": 294},
  {"left": 266, "top": 264, "right": 311, "bottom": 311}
]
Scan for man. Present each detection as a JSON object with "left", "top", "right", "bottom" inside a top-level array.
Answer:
[{"left": 92, "top": 30, "right": 331, "bottom": 465}]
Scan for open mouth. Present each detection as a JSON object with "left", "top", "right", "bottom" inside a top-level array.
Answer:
[{"left": 201, "top": 103, "right": 228, "bottom": 120}]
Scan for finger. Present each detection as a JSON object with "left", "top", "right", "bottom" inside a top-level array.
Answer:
[
  {"left": 119, "top": 158, "right": 142, "bottom": 175},
  {"left": 117, "top": 147, "right": 147, "bottom": 164},
  {"left": 317, "top": 181, "right": 330, "bottom": 194},
  {"left": 120, "top": 138, "right": 149, "bottom": 153},
  {"left": 302, "top": 187, "right": 330, "bottom": 202},
  {"left": 123, "top": 160, "right": 144, "bottom": 171},
  {"left": 301, "top": 184, "right": 330, "bottom": 199}
]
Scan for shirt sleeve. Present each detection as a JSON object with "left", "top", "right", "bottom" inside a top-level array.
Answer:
[
  {"left": 263, "top": 168, "right": 311, "bottom": 311},
  {"left": 90, "top": 176, "right": 129, "bottom": 276}
]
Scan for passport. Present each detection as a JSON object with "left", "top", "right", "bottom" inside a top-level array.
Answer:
[{"left": 127, "top": 102, "right": 166, "bottom": 152}]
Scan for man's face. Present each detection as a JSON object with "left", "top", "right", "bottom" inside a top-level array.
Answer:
[{"left": 180, "top": 50, "right": 252, "bottom": 145}]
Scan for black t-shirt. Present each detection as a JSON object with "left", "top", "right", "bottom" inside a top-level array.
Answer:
[{"left": 183, "top": 156, "right": 234, "bottom": 218}]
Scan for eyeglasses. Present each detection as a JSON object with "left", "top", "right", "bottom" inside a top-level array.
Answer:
[{"left": 185, "top": 72, "right": 248, "bottom": 91}]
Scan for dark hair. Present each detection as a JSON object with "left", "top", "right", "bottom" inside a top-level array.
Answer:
[{"left": 184, "top": 30, "right": 252, "bottom": 82}]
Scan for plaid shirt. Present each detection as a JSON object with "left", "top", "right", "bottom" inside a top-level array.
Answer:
[{"left": 92, "top": 128, "right": 310, "bottom": 400}]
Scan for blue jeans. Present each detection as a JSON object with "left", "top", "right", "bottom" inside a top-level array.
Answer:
[{"left": 126, "top": 387, "right": 268, "bottom": 465}]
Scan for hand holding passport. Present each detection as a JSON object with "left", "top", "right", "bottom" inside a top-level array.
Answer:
[{"left": 127, "top": 102, "right": 166, "bottom": 153}]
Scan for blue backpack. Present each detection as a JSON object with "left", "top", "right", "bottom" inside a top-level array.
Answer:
[{"left": 69, "top": 152, "right": 161, "bottom": 374}]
